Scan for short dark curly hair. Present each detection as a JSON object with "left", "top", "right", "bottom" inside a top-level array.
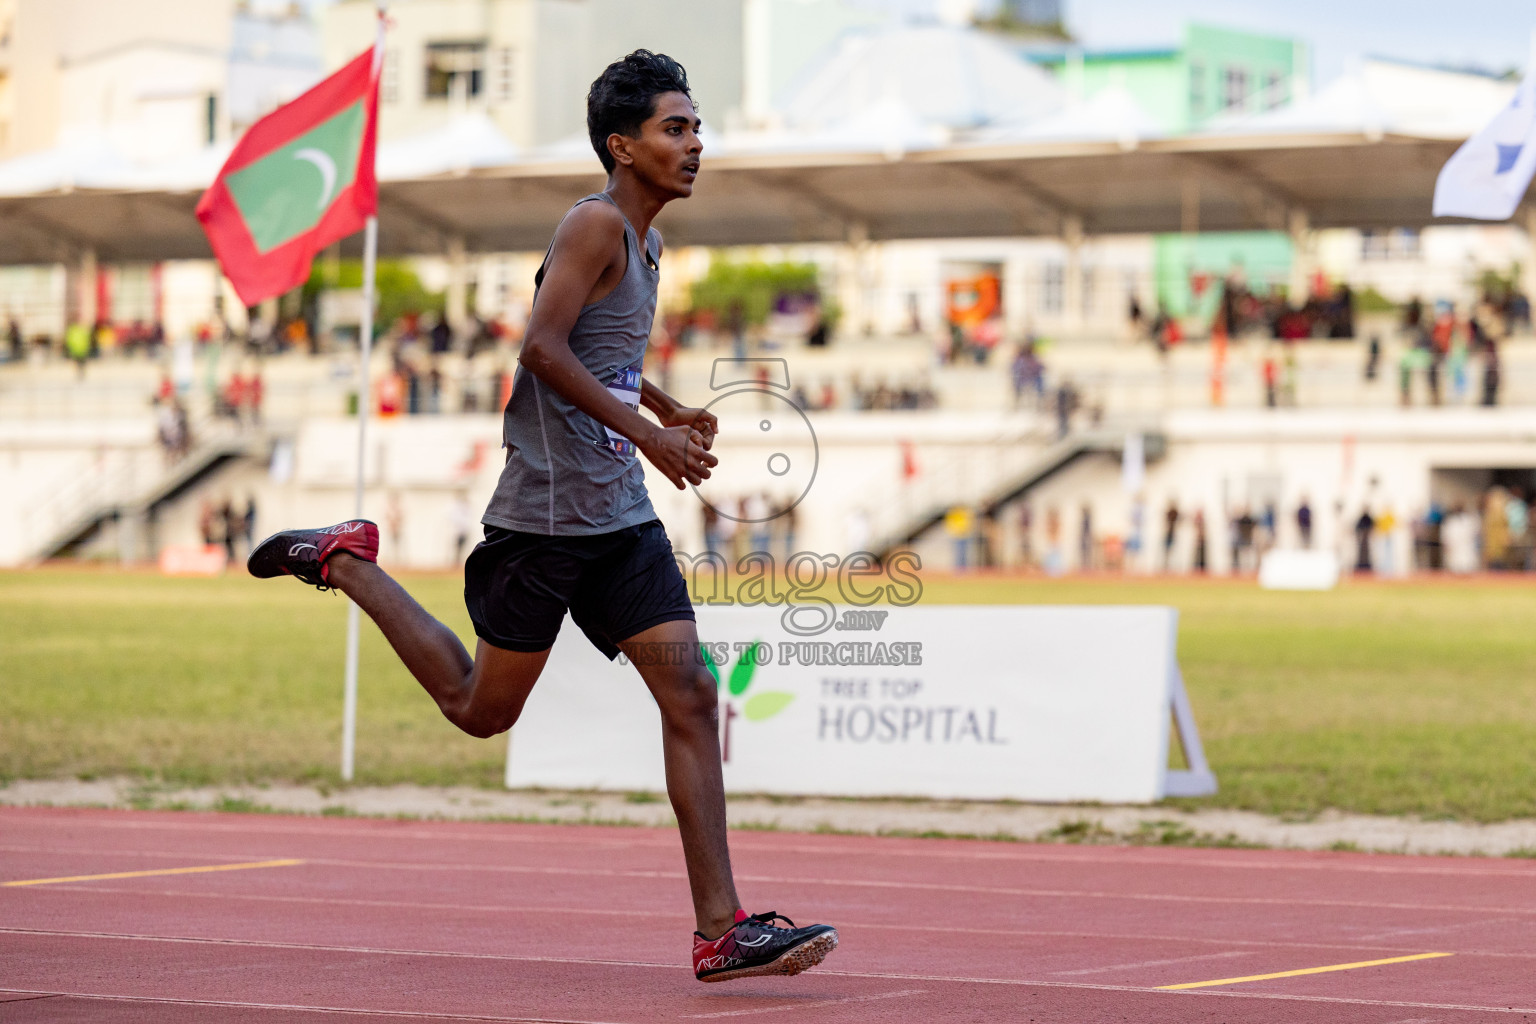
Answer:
[{"left": 587, "top": 50, "right": 692, "bottom": 173}]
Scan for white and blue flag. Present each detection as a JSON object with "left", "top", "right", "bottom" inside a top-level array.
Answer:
[{"left": 1433, "top": 63, "right": 1536, "bottom": 220}]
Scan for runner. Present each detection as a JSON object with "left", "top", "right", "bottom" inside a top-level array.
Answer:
[{"left": 248, "top": 51, "right": 837, "bottom": 983}]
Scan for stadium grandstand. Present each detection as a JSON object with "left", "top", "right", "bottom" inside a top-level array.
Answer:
[{"left": 1, "top": 2, "right": 1533, "bottom": 585}]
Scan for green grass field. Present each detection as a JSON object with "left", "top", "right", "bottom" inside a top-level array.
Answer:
[{"left": 3, "top": 569, "right": 1534, "bottom": 821}]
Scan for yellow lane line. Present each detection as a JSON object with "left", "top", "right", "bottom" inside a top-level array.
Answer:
[
  {"left": 1157, "top": 951, "right": 1453, "bottom": 990},
  {"left": 3, "top": 859, "right": 303, "bottom": 888}
]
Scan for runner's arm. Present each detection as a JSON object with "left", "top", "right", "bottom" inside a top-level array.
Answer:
[
  {"left": 641, "top": 378, "right": 717, "bottom": 451},
  {"left": 519, "top": 204, "right": 715, "bottom": 488}
]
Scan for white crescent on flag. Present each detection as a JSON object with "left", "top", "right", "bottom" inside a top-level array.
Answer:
[{"left": 293, "top": 147, "right": 339, "bottom": 210}]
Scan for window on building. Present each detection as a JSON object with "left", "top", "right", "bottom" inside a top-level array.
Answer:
[
  {"left": 205, "top": 94, "right": 218, "bottom": 145},
  {"left": 1081, "top": 266, "right": 1095, "bottom": 316},
  {"left": 490, "top": 47, "right": 514, "bottom": 103},
  {"left": 425, "top": 41, "right": 486, "bottom": 100},
  {"left": 1220, "top": 66, "right": 1249, "bottom": 111},
  {"left": 381, "top": 48, "right": 399, "bottom": 103},
  {"left": 1361, "top": 228, "right": 1421, "bottom": 261},
  {"left": 1188, "top": 60, "right": 1205, "bottom": 116},
  {"left": 1043, "top": 263, "right": 1064, "bottom": 314},
  {"left": 1262, "top": 70, "right": 1286, "bottom": 110}
]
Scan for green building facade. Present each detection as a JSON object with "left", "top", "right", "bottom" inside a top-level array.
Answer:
[{"left": 1028, "top": 24, "right": 1310, "bottom": 322}]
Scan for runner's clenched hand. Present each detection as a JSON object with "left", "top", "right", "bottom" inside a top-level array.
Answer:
[
  {"left": 659, "top": 405, "right": 718, "bottom": 451},
  {"left": 641, "top": 423, "right": 718, "bottom": 489}
]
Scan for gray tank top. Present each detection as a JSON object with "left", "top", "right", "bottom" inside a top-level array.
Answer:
[{"left": 483, "top": 193, "right": 659, "bottom": 535}]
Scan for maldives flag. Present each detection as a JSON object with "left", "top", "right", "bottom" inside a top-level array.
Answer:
[{"left": 196, "top": 46, "right": 380, "bottom": 307}]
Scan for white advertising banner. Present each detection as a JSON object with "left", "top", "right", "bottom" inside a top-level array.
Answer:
[{"left": 505, "top": 605, "right": 1214, "bottom": 804}]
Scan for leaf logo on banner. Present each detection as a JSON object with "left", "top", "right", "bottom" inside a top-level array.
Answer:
[{"left": 700, "top": 641, "right": 794, "bottom": 726}]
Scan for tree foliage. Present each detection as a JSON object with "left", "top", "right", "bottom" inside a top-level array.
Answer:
[
  {"left": 687, "top": 259, "right": 822, "bottom": 326},
  {"left": 304, "top": 259, "right": 445, "bottom": 330}
]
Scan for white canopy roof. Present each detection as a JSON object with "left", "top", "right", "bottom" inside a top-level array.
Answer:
[
  {"left": 978, "top": 85, "right": 1164, "bottom": 148},
  {"left": 1212, "top": 58, "right": 1515, "bottom": 141},
  {"left": 779, "top": 23, "right": 1067, "bottom": 134}
]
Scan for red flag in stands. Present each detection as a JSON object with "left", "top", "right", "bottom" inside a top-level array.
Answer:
[{"left": 196, "top": 47, "right": 379, "bottom": 306}]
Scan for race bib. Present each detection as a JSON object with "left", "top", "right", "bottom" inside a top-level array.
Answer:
[{"left": 604, "top": 364, "right": 642, "bottom": 455}]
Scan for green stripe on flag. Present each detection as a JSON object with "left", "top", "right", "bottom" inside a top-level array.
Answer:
[{"left": 226, "top": 100, "right": 366, "bottom": 254}]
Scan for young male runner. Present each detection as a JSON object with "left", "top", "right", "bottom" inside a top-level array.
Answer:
[{"left": 248, "top": 51, "right": 837, "bottom": 983}]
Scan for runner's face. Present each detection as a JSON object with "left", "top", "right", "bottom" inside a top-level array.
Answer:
[{"left": 626, "top": 92, "right": 702, "bottom": 197}]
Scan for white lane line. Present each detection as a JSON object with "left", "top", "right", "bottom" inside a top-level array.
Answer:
[
  {"left": 6, "top": 843, "right": 1532, "bottom": 916},
  {"left": 3, "top": 936, "right": 1534, "bottom": 1017},
  {"left": 682, "top": 989, "right": 925, "bottom": 1018},
  {"left": 0, "top": 927, "right": 687, "bottom": 972},
  {"left": 1052, "top": 950, "right": 1253, "bottom": 976},
  {"left": 0, "top": 990, "right": 622, "bottom": 1023},
  {"left": 11, "top": 888, "right": 1536, "bottom": 962},
  {"left": 813, "top": 969, "right": 1536, "bottom": 1015}
]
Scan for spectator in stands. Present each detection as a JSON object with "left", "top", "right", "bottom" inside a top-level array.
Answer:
[
  {"left": 1125, "top": 497, "right": 1144, "bottom": 571},
  {"left": 1042, "top": 505, "right": 1064, "bottom": 576},
  {"left": 6, "top": 316, "right": 20, "bottom": 362},
  {"left": 746, "top": 493, "right": 772, "bottom": 554},
  {"left": 450, "top": 493, "right": 471, "bottom": 563},
  {"left": 427, "top": 363, "right": 444, "bottom": 414},
  {"left": 65, "top": 321, "right": 90, "bottom": 377},
  {"left": 701, "top": 502, "right": 721, "bottom": 558},
  {"left": 1353, "top": 507, "right": 1376, "bottom": 573},
  {"left": 1078, "top": 504, "right": 1093, "bottom": 572},
  {"left": 1442, "top": 503, "right": 1480, "bottom": 573},
  {"left": 249, "top": 369, "right": 264, "bottom": 426},
  {"left": 1191, "top": 509, "right": 1207, "bottom": 573},
  {"left": 1508, "top": 289, "right": 1532, "bottom": 333},
  {"left": 1011, "top": 338, "right": 1044, "bottom": 410},
  {"left": 221, "top": 499, "right": 243, "bottom": 564},
  {"left": 386, "top": 492, "right": 406, "bottom": 563},
  {"left": 1234, "top": 508, "right": 1257, "bottom": 574},
  {"left": 1262, "top": 354, "right": 1279, "bottom": 408},
  {"left": 1419, "top": 502, "right": 1445, "bottom": 570},
  {"left": 1364, "top": 335, "right": 1381, "bottom": 382},
  {"left": 1482, "top": 338, "right": 1502, "bottom": 406},
  {"left": 1398, "top": 345, "right": 1422, "bottom": 406},
  {"left": 244, "top": 497, "right": 258, "bottom": 555},
  {"left": 430, "top": 314, "right": 453, "bottom": 355},
  {"left": 92, "top": 320, "right": 116, "bottom": 358},
  {"left": 156, "top": 397, "right": 182, "bottom": 466},
  {"left": 1484, "top": 487, "right": 1511, "bottom": 568},
  {"left": 780, "top": 498, "right": 798, "bottom": 562},
  {"left": 1018, "top": 503, "right": 1033, "bottom": 568},
  {"left": 806, "top": 305, "right": 829, "bottom": 347},
  {"left": 1375, "top": 505, "right": 1398, "bottom": 576},
  {"left": 199, "top": 499, "right": 219, "bottom": 548},
  {"left": 1449, "top": 330, "right": 1470, "bottom": 403},
  {"left": 1402, "top": 296, "right": 1424, "bottom": 339},
  {"left": 1162, "top": 500, "right": 1179, "bottom": 571},
  {"left": 1296, "top": 497, "right": 1314, "bottom": 549},
  {"left": 1054, "top": 380, "right": 1078, "bottom": 439},
  {"left": 1328, "top": 283, "right": 1355, "bottom": 338},
  {"left": 978, "top": 508, "right": 1000, "bottom": 569},
  {"left": 1506, "top": 487, "right": 1531, "bottom": 570},
  {"left": 1127, "top": 295, "right": 1143, "bottom": 339}
]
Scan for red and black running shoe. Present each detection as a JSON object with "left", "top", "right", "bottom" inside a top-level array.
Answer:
[
  {"left": 247, "top": 519, "right": 379, "bottom": 591},
  {"left": 692, "top": 909, "right": 838, "bottom": 983}
]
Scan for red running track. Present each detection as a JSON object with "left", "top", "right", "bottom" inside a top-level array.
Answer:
[{"left": 3, "top": 806, "right": 1535, "bottom": 1022}]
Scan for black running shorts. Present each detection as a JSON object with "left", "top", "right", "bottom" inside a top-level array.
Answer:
[{"left": 463, "top": 518, "right": 695, "bottom": 660}]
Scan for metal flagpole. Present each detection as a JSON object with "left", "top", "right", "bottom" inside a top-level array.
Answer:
[{"left": 342, "top": 5, "right": 386, "bottom": 783}]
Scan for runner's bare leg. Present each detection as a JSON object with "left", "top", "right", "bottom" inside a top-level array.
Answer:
[
  {"left": 326, "top": 552, "right": 549, "bottom": 738},
  {"left": 620, "top": 617, "right": 740, "bottom": 937}
]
